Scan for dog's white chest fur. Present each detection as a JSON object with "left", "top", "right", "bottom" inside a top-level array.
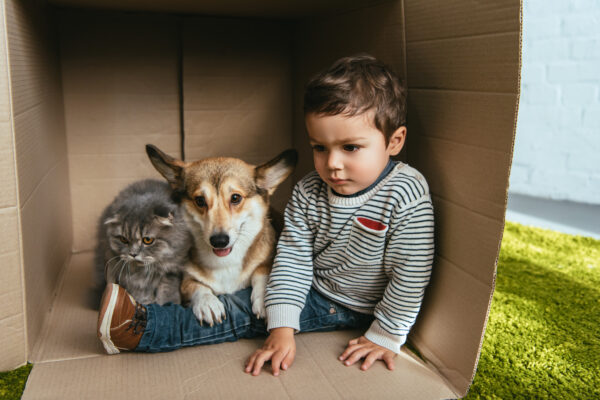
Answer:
[{"left": 199, "top": 253, "right": 250, "bottom": 294}]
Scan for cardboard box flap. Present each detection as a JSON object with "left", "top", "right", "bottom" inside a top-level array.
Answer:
[
  {"left": 404, "top": 0, "right": 521, "bottom": 396},
  {"left": 5, "top": 0, "right": 73, "bottom": 356},
  {"left": 26, "top": 252, "right": 457, "bottom": 399},
  {"left": 0, "top": 0, "right": 522, "bottom": 397},
  {"left": 47, "top": 0, "right": 387, "bottom": 18}
]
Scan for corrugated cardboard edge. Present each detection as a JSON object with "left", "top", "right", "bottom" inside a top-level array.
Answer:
[
  {"left": 450, "top": 1, "right": 524, "bottom": 396},
  {"left": 469, "top": 0, "right": 523, "bottom": 395},
  {"left": 0, "top": 0, "right": 27, "bottom": 371}
]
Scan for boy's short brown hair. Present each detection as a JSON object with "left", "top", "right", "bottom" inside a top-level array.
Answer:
[{"left": 304, "top": 54, "right": 406, "bottom": 144}]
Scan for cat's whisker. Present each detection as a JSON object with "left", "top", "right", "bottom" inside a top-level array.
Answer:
[
  {"left": 118, "top": 259, "right": 128, "bottom": 284},
  {"left": 104, "top": 255, "right": 122, "bottom": 283}
]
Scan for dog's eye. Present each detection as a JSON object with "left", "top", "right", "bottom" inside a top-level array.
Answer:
[
  {"left": 195, "top": 196, "right": 207, "bottom": 208},
  {"left": 231, "top": 194, "right": 242, "bottom": 205},
  {"left": 117, "top": 235, "right": 128, "bottom": 244},
  {"left": 142, "top": 237, "right": 154, "bottom": 245}
]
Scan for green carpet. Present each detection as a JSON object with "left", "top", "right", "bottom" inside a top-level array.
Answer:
[
  {"left": 0, "top": 364, "right": 31, "bottom": 400},
  {"left": 1, "top": 222, "right": 598, "bottom": 399},
  {"left": 464, "top": 222, "right": 600, "bottom": 399}
]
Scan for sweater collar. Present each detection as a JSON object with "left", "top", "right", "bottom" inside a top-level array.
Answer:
[{"left": 328, "top": 159, "right": 399, "bottom": 206}]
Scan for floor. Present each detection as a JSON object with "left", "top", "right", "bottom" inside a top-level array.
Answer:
[{"left": 506, "top": 193, "right": 600, "bottom": 240}]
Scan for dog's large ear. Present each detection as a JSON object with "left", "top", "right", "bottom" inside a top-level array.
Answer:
[
  {"left": 255, "top": 149, "right": 298, "bottom": 196},
  {"left": 146, "top": 144, "right": 185, "bottom": 192}
]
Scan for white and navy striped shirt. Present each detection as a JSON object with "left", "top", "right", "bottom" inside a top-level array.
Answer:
[{"left": 265, "top": 161, "right": 435, "bottom": 353}]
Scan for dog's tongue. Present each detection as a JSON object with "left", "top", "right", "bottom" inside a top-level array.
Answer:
[{"left": 213, "top": 247, "right": 232, "bottom": 257}]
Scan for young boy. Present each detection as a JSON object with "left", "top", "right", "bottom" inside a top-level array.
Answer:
[{"left": 97, "top": 54, "right": 434, "bottom": 376}]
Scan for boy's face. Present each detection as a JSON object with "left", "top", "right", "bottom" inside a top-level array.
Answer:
[{"left": 306, "top": 112, "right": 406, "bottom": 196}]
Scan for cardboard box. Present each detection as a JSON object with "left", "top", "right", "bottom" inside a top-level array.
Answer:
[{"left": 0, "top": 0, "right": 521, "bottom": 398}]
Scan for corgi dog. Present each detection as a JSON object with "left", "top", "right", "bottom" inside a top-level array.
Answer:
[{"left": 145, "top": 144, "right": 297, "bottom": 325}]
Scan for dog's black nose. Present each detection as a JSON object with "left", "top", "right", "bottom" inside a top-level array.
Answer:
[{"left": 210, "top": 234, "right": 230, "bottom": 249}]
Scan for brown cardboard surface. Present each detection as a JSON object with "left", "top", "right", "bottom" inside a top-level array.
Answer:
[
  {"left": 0, "top": 122, "right": 17, "bottom": 209},
  {"left": 0, "top": 1, "right": 26, "bottom": 371},
  {"left": 0, "top": 0, "right": 521, "bottom": 395},
  {"left": 410, "top": 134, "right": 512, "bottom": 220},
  {"left": 58, "top": 11, "right": 181, "bottom": 252},
  {"left": 5, "top": 0, "right": 72, "bottom": 357},
  {"left": 403, "top": 0, "right": 521, "bottom": 395},
  {"left": 183, "top": 17, "right": 293, "bottom": 212},
  {"left": 0, "top": 208, "right": 26, "bottom": 371},
  {"left": 410, "top": 256, "right": 496, "bottom": 393},
  {"left": 408, "top": 90, "right": 517, "bottom": 153},
  {"left": 404, "top": 1, "right": 520, "bottom": 42},
  {"left": 48, "top": 0, "right": 385, "bottom": 18},
  {"left": 24, "top": 253, "right": 455, "bottom": 399},
  {"left": 406, "top": 33, "right": 520, "bottom": 93}
]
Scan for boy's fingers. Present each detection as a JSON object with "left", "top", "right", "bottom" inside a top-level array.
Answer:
[
  {"left": 348, "top": 337, "right": 360, "bottom": 345},
  {"left": 360, "top": 351, "right": 381, "bottom": 371},
  {"left": 383, "top": 353, "right": 396, "bottom": 371},
  {"left": 339, "top": 343, "right": 361, "bottom": 361},
  {"left": 252, "top": 350, "right": 272, "bottom": 376},
  {"left": 344, "top": 347, "right": 370, "bottom": 366},
  {"left": 244, "top": 352, "right": 258, "bottom": 372},
  {"left": 271, "top": 351, "right": 285, "bottom": 376},
  {"left": 281, "top": 348, "right": 296, "bottom": 370}
]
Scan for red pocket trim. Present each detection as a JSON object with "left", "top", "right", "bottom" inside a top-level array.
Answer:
[{"left": 357, "top": 217, "right": 387, "bottom": 231}]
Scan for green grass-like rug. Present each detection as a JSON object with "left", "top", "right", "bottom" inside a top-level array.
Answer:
[
  {"left": 1, "top": 222, "right": 598, "bottom": 399},
  {"left": 465, "top": 222, "right": 600, "bottom": 399},
  {"left": 0, "top": 364, "right": 31, "bottom": 400}
]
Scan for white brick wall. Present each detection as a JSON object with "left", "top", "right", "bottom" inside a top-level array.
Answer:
[{"left": 510, "top": 0, "right": 600, "bottom": 204}]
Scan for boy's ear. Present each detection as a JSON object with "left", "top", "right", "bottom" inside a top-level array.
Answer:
[
  {"left": 387, "top": 126, "right": 407, "bottom": 156},
  {"left": 146, "top": 144, "right": 186, "bottom": 192},
  {"left": 255, "top": 149, "right": 298, "bottom": 196}
]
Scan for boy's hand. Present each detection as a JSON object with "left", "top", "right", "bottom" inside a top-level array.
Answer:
[
  {"left": 245, "top": 327, "right": 296, "bottom": 376},
  {"left": 339, "top": 336, "right": 397, "bottom": 371}
]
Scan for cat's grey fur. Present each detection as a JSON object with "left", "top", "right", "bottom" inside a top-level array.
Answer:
[{"left": 94, "top": 179, "right": 192, "bottom": 306}]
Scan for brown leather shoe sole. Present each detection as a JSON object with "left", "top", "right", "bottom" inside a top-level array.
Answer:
[{"left": 97, "top": 283, "right": 121, "bottom": 355}]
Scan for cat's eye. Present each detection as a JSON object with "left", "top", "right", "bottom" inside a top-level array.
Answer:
[
  {"left": 231, "top": 193, "right": 242, "bottom": 205},
  {"left": 118, "top": 235, "right": 128, "bottom": 244},
  {"left": 195, "top": 196, "right": 207, "bottom": 208},
  {"left": 142, "top": 237, "right": 154, "bottom": 245}
]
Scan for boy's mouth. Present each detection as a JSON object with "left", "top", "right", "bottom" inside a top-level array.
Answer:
[
  {"left": 213, "top": 247, "right": 232, "bottom": 257},
  {"left": 329, "top": 178, "right": 348, "bottom": 184}
]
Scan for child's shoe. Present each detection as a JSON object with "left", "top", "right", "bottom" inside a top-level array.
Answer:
[{"left": 97, "top": 283, "right": 146, "bottom": 354}]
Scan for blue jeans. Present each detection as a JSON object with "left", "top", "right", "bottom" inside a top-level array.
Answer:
[{"left": 136, "top": 287, "right": 374, "bottom": 353}]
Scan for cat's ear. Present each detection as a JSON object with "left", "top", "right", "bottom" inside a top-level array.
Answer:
[
  {"left": 146, "top": 144, "right": 186, "bottom": 192},
  {"left": 155, "top": 213, "right": 174, "bottom": 227},
  {"left": 104, "top": 215, "right": 120, "bottom": 225}
]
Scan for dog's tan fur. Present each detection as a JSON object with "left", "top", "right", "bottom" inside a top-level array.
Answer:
[{"left": 146, "top": 145, "right": 296, "bottom": 325}]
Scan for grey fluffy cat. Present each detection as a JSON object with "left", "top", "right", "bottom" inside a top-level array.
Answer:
[{"left": 94, "top": 179, "right": 192, "bottom": 306}]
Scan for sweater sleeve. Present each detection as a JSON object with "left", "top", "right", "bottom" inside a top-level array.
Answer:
[
  {"left": 364, "top": 196, "right": 435, "bottom": 353},
  {"left": 264, "top": 181, "right": 315, "bottom": 331}
]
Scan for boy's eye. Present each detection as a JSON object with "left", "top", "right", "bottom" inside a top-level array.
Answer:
[
  {"left": 312, "top": 145, "right": 326, "bottom": 152},
  {"left": 231, "top": 193, "right": 242, "bottom": 205},
  {"left": 117, "top": 235, "right": 128, "bottom": 244},
  {"left": 343, "top": 144, "right": 360, "bottom": 152},
  {"left": 142, "top": 237, "right": 154, "bottom": 245}
]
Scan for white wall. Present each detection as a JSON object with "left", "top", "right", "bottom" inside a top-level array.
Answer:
[{"left": 510, "top": 0, "right": 600, "bottom": 204}]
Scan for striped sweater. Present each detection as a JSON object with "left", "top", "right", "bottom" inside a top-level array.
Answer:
[{"left": 265, "top": 162, "right": 435, "bottom": 353}]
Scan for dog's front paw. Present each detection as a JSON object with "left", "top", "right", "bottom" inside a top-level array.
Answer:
[
  {"left": 191, "top": 291, "right": 226, "bottom": 326},
  {"left": 251, "top": 287, "right": 266, "bottom": 320}
]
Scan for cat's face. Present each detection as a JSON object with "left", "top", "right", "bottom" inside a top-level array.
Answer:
[{"left": 105, "top": 213, "right": 175, "bottom": 267}]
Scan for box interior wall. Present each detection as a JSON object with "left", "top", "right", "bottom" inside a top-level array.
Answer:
[{"left": 0, "top": 0, "right": 520, "bottom": 398}]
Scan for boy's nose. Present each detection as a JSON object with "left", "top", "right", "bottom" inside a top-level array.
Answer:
[{"left": 327, "top": 152, "right": 343, "bottom": 170}]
